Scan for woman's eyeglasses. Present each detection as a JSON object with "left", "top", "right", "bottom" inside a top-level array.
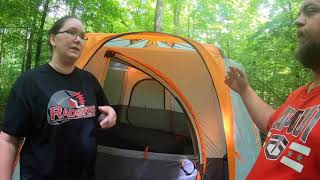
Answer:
[{"left": 56, "top": 30, "right": 88, "bottom": 41}]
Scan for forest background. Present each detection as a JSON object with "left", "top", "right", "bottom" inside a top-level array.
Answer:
[{"left": 0, "top": 0, "right": 311, "bottom": 126}]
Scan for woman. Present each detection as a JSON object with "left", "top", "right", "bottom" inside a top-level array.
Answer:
[{"left": 0, "top": 16, "right": 116, "bottom": 180}]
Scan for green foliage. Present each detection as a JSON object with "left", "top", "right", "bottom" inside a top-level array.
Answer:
[
  {"left": 232, "top": 0, "right": 310, "bottom": 107},
  {"left": 0, "top": 0, "right": 312, "bottom": 116},
  {"left": 0, "top": 89, "right": 9, "bottom": 125}
]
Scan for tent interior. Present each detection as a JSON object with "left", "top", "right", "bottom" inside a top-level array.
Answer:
[
  {"left": 95, "top": 59, "right": 200, "bottom": 180},
  {"left": 97, "top": 59, "right": 195, "bottom": 155}
]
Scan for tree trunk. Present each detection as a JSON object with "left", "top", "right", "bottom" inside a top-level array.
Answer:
[
  {"left": 191, "top": 14, "right": 195, "bottom": 38},
  {"left": 187, "top": 4, "right": 190, "bottom": 37},
  {"left": 25, "top": 27, "right": 34, "bottom": 71},
  {"left": 34, "top": 0, "right": 50, "bottom": 67},
  {"left": 0, "top": 29, "right": 3, "bottom": 91},
  {"left": 69, "top": 0, "right": 81, "bottom": 16},
  {"left": 71, "top": 6, "right": 76, "bottom": 16},
  {"left": 0, "top": 29, "right": 3, "bottom": 74},
  {"left": 173, "top": 0, "right": 181, "bottom": 34},
  {"left": 154, "top": 0, "right": 164, "bottom": 32},
  {"left": 21, "top": 28, "right": 29, "bottom": 73},
  {"left": 285, "top": 0, "right": 294, "bottom": 24}
]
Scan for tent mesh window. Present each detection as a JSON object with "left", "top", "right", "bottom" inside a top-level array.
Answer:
[{"left": 96, "top": 60, "right": 194, "bottom": 155}]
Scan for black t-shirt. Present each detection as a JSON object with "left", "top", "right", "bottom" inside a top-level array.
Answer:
[{"left": 3, "top": 64, "right": 108, "bottom": 180}]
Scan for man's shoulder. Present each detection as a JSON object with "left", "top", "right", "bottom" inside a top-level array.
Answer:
[
  {"left": 294, "top": 85, "right": 307, "bottom": 92},
  {"left": 289, "top": 84, "right": 308, "bottom": 96},
  {"left": 284, "top": 84, "right": 310, "bottom": 103}
]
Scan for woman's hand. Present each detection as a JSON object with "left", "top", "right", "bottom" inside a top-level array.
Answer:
[{"left": 98, "top": 106, "right": 117, "bottom": 129}]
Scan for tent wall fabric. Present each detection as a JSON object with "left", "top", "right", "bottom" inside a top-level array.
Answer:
[
  {"left": 12, "top": 32, "right": 261, "bottom": 180},
  {"left": 224, "top": 58, "right": 261, "bottom": 179}
]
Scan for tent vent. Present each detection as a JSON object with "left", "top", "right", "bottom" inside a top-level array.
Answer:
[{"left": 104, "top": 51, "right": 115, "bottom": 58}]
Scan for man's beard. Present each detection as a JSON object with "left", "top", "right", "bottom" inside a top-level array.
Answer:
[{"left": 295, "top": 40, "right": 320, "bottom": 72}]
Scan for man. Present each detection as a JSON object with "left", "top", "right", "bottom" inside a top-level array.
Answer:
[{"left": 225, "top": 0, "right": 320, "bottom": 178}]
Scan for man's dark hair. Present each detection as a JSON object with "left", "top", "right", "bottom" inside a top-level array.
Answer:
[{"left": 48, "top": 15, "right": 81, "bottom": 53}]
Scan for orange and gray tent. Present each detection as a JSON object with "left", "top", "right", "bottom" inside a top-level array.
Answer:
[{"left": 13, "top": 32, "right": 261, "bottom": 180}]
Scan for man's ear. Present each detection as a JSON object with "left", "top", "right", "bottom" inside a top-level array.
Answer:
[{"left": 49, "top": 34, "right": 56, "bottom": 48}]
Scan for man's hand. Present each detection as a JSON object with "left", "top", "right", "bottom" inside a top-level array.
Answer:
[
  {"left": 224, "top": 66, "right": 275, "bottom": 133},
  {"left": 98, "top": 106, "right": 117, "bottom": 129},
  {"left": 225, "top": 66, "right": 249, "bottom": 96}
]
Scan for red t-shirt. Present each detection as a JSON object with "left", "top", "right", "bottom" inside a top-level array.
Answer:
[{"left": 247, "top": 84, "right": 320, "bottom": 179}]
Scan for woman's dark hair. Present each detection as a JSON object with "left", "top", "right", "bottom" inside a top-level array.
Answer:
[{"left": 48, "top": 15, "right": 81, "bottom": 53}]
